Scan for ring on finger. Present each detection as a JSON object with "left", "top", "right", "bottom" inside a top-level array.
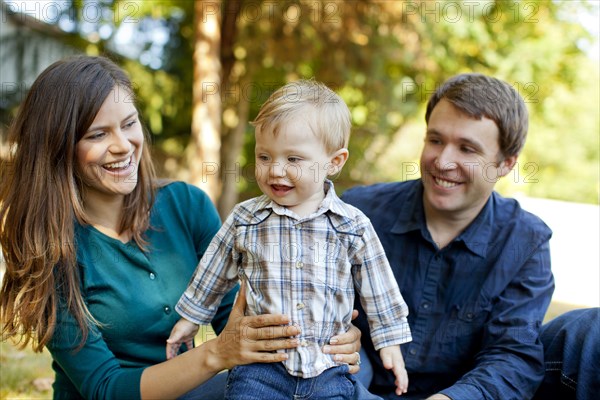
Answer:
[{"left": 355, "top": 351, "right": 361, "bottom": 366}]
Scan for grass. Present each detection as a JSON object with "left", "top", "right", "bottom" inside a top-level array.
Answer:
[
  {"left": 0, "top": 326, "right": 217, "bottom": 400},
  {"left": 0, "top": 340, "right": 54, "bottom": 400}
]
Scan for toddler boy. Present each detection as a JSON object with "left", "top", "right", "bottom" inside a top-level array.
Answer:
[{"left": 168, "top": 80, "right": 412, "bottom": 399}]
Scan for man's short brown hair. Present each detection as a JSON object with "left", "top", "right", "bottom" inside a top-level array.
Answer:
[{"left": 425, "top": 73, "right": 528, "bottom": 158}]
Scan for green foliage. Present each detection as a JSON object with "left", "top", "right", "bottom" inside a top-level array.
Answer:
[
  {"left": 499, "top": 57, "right": 600, "bottom": 203},
  {"left": 15, "top": 0, "right": 598, "bottom": 204}
]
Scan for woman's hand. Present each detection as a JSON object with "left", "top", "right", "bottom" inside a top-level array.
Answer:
[
  {"left": 322, "top": 310, "right": 363, "bottom": 374},
  {"left": 204, "top": 284, "right": 301, "bottom": 372}
]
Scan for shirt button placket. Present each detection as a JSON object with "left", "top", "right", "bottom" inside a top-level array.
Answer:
[{"left": 409, "top": 251, "right": 443, "bottom": 362}]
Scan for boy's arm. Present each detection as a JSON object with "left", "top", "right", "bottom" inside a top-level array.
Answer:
[
  {"left": 176, "top": 211, "right": 241, "bottom": 325},
  {"left": 352, "top": 216, "right": 412, "bottom": 349},
  {"left": 166, "top": 318, "right": 199, "bottom": 359}
]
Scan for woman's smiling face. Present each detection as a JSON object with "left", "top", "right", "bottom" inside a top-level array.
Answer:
[{"left": 75, "top": 85, "right": 143, "bottom": 201}]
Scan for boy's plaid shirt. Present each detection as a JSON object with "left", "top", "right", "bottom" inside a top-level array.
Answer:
[{"left": 177, "top": 181, "right": 411, "bottom": 378}]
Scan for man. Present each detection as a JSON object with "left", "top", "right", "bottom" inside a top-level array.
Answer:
[{"left": 343, "top": 73, "right": 555, "bottom": 399}]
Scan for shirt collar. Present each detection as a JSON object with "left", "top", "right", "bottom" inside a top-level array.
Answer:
[
  {"left": 458, "top": 195, "right": 494, "bottom": 257},
  {"left": 389, "top": 180, "right": 492, "bottom": 258},
  {"left": 390, "top": 180, "right": 426, "bottom": 235},
  {"left": 254, "top": 180, "right": 352, "bottom": 221}
]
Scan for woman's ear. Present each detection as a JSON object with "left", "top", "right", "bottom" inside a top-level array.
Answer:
[{"left": 327, "top": 148, "right": 349, "bottom": 177}]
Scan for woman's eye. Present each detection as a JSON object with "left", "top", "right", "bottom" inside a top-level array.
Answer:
[
  {"left": 124, "top": 120, "right": 137, "bottom": 129},
  {"left": 87, "top": 131, "right": 106, "bottom": 140}
]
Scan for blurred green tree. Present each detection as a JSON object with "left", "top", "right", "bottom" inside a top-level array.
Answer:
[{"left": 3, "top": 0, "right": 598, "bottom": 214}]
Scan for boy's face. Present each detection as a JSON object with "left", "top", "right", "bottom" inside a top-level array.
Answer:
[{"left": 255, "top": 115, "right": 347, "bottom": 217}]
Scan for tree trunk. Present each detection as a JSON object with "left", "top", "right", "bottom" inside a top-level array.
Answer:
[
  {"left": 189, "top": 0, "right": 223, "bottom": 201},
  {"left": 216, "top": 0, "right": 245, "bottom": 218},
  {"left": 218, "top": 91, "right": 250, "bottom": 218}
]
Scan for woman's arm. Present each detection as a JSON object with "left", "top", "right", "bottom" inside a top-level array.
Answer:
[
  {"left": 142, "top": 288, "right": 363, "bottom": 399},
  {"left": 141, "top": 284, "right": 300, "bottom": 398}
]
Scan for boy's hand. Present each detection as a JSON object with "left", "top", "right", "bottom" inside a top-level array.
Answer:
[
  {"left": 380, "top": 345, "right": 408, "bottom": 396},
  {"left": 166, "top": 318, "right": 199, "bottom": 359}
]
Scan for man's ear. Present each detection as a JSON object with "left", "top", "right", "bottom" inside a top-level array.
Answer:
[
  {"left": 327, "top": 148, "right": 349, "bottom": 177},
  {"left": 499, "top": 155, "right": 518, "bottom": 177}
]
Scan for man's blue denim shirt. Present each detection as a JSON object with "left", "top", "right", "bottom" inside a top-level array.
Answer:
[{"left": 342, "top": 179, "right": 554, "bottom": 400}]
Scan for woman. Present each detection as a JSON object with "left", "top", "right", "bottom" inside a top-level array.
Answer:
[{"left": 0, "top": 56, "right": 360, "bottom": 399}]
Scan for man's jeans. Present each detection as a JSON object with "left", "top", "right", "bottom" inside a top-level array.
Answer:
[
  {"left": 355, "top": 308, "right": 600, "bottom": 400},
  {"left": 534, "top": 307, "right": 600, "bottom": 400}
]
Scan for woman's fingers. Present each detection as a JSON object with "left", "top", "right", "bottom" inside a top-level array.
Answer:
[
  {"left": 331, "top": 324, "right": 362, "bottom": 346},
  {"left": 229, "top": 282, "right": 248, "bottom": 318},
  {"left": 243, "top": 322, "right": 300, "bottom": 339},
  {"left": 325, "top": 350, "right": 361, "bottom": 365},
  {"left": 242, "top": 313, "right": 293, "bottom": 329}
]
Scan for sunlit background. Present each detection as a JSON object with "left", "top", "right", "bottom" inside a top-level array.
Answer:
[{"left": 1, "top": 1, "right": 598, "bottom": 397}]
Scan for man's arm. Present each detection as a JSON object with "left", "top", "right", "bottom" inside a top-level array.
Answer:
[{"left": 439, "top": 240, "right": 554, "bottom": 400}]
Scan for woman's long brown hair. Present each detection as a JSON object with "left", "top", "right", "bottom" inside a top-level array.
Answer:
[{"left": 0, "top": 56, "right": 156, "bottom": 352}]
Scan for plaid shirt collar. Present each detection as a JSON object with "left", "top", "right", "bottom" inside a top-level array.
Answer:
[{"left": 250, "top": 180, "right": 350, "bottom": 221}]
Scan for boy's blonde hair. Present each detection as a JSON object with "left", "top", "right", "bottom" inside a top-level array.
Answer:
[{"left": 252, "top": 80, "right": 351, "bottom": 154}]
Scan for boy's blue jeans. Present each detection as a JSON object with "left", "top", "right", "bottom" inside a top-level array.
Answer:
[{"left": 224, "top": 362, "right": 382, "bottom": 400}]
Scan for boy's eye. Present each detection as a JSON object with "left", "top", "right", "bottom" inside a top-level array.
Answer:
[
  {"left": 288, "top": 157, "right": 300, "bottom": 163},
  {"left": 257, "top": 155, "right": 270, "bottom": 161}
]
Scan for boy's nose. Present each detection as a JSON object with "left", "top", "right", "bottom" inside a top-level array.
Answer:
[{"left": 269, "top": 162, "right": 285, "bottom": 177}]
